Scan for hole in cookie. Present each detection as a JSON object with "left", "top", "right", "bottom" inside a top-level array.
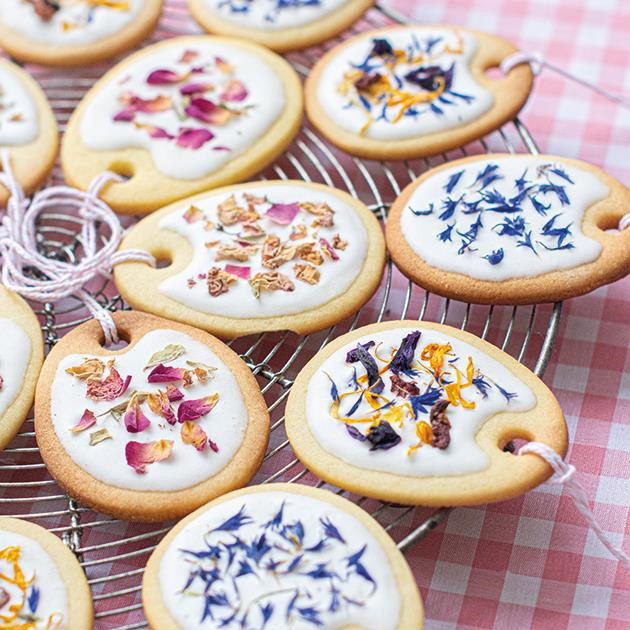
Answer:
[
  {"left": 101, "top": 328, "right": 130, "bottom": 351},
  {"left": 596, "top": 214, "right": 627, "bottom": 232},
  {"left": 108, "top": 161, "right": 135, "bottom": 181},
  {"left": 155, "top": 256, "right": 172, "bottom": 269},
  {"left": 501, "top": 437, "right": 529, "bottom": 455},
  {"left": 484, "top": 66, "right": 503, "bottom": 80}
]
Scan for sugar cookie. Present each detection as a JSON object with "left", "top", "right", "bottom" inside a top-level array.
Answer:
[
  {"left": 142, "top": 483, "right": 424, "bottom": 629},
  {"left": 0, "top": 59, "right": 57, "bottom": 207},
  {"left": 285, "top": 321, "right": 567, "bottom": 506},
  {"left": 0, "top": 517, "right": 93, "bottom": 629},
  {"left": 386, "top": 153, "right": 630, "bottom": 304},
  {"left": 0, "top": 0, "right": 163, "bottom": 66},
  {"left": 34, "top": 311, "right": 269, "bottom": 521},
  {"left": 0, "top": 287, "right": 44, "bottom": 451},
  {"left": 114, "top": 180, "right": 385, "bottom": 338},
  {"left": 189, "top": 0, "right": 373, "bottom": 52},
  {"left": 61, "top": 36, "right": 303, "bottom": 215},
  {"left": 305, "top": 25, "right": 533, "bottom": 160}
]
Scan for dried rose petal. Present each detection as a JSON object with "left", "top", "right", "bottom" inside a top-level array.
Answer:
[
  {"left": 179, "top": 49, "right": 199, "bottom": 63},
  {"left": 134, "top": 122, "right": 174, "bottom": 140},
  {"left": 124, "top": 396, "right": 152, "bottom": 433},
  {"left": 120, "top": 93, "right": 172, "bottom": 113},
  {"left": 125, "top": 439, "right": 174, "bottom": 474},
  {"left": 250, "top": 271, "right": 295, "bottom": 298},
  {"left": 147, "top": 364, "right": 187, "bottom": 383},
  {"left": 217, "top": 194, "right": 245, "bottom": 225},
  {"left": 389, "top": 374, "right": 420, "bottom": 399},
  {"left": 146, "top": 68, "right": 188, "bottom": 85},
  {"left": 207, "top": 267, "right": 237, "bottom": 297},
  {"left": 87, "top": 367, "right": 132, "bottom": 401},
  {"left": 175, "top": 127, "right": 214, "bottom": 149},
  {"left": 296, "top": 242, "right": 324, "bottom": 265},
  {"left": 70, "top": 409, "right": 97, "bottom": 433},
  {"left": 224, "top": 264, "right": 250, "bottom": 279},
  {"left": 220, "top": 79, "right": 248, "bottom": 102},
  {"left": 180, "top": 420, "right": 208, "bottom": 451},
  {"left": 300, "top": 201, "right": 335, "bottom": 227},
  {"left": 320, "top": 237, "right": 340, "bottom": 261},
  {"left": 166, "top": 384, "right": 184, "bottom": 402},
  {"left": 147, "top": 390, "right": 176, "bottom": 425},
  {"left": 215, "top": 243, "right": 258, "bottom": 262},
  {"left": 113, "top": 108, "right": 135, "bottom": 122},
  {"left": 332, "top": 233, "right": 348, "bottom": 250},
  {"left": 265, "top": 202, "right": 300, "bottom": 225},
  {"left": 66, "top": 358, "right": 105, "bottom": 380},
  {"left": 290, "top": 224, "right": 308, "bottom": 241},
  {"left": 215, "top": 56, "right": 234, "bottom": 73},
  {"left": 177, "top": 393, "right": 219, "bottom": 423},
  {"left": 293, "top": 263, "right": 320, "bottom": 285},
  {"left": 183, "top": 205, "right": 204, "bottom": 223},
  {"left": 184, "top": 98, "right": 232, "bottom": 125},
  {"left": 180, "top": 82, "right": 213, "bottom": 95}
]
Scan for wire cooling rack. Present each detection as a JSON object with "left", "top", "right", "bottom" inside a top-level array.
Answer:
[{"left": 0, "top": 2, "right": 564, "bottom": 628}]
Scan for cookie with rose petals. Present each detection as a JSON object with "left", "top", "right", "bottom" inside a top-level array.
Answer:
[
  {"left": 305, "top": 25, "right": 533, "bottom": 160},
  {"left": 386, "top": 153, "right": 630, "bottom": 304},
  {"left": 0, "top": 287, "right": 44, "bottom": 451},
  {"left": 61, "top": 36, "right": 303, "bottom": 215},
  {"left": 285, "top": 321, "right": 567, "bottom": 506},
  {"left": 189, "top": 0, "right": 373, "bottom": 52},
  {"left": 114, "top": 180, "right": 385, "bottom": 338},
  {"left": 0, "top": 0, "right": 162, "bottom": 67},
  {"left": 0, "top": 517, "right": 93, "bottom": 629},
  {"left": 34, "top": 311, "right": 269, "bottom": 522},
  {"left": 142, "top": 483, "right": 424, "bottom": 629},
  {"left": 0, "top": 58, "right": 57, "bottom": 207}
]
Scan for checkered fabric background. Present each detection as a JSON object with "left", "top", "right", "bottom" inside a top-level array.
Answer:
[
  {"left": 1, "top": 1, "right": 629, "bottom": 629},
  {"left": 389, "top": 0, "right": 630, "bottom": 628}
]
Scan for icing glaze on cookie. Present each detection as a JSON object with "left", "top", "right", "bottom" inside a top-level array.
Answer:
[
  {"left": 50, "top": 329, "right": 248, "bottom": 491},
  {"left": 208, "top": 0, "right": 350, "bottom": 30},
  {"left": 306, "top": 327, "right": 535, "bottom": 476},
  {"left": 80, "top": 42, "right": 286, "bottom": 180},
  {"left": 0, "top": 319, "right": 32, "bottom": 417},
  {"left": 0, "top": 532, "right": 68, "bottom": 629},
  {"left": 0, "top": 0, "right": 141, "bottom": 47},
  {"left": 0, "top": 65, "right": 38, "bottom": 146},
  {"left": 317, "top": 27, "right": 493, "bottom": 141},
  {"left": 159, "top": 491, "right": 401, "bottom": 629},
  {"left": 399, "top": 156, "right": 609, "bottom": 281},
  {"left": 158, "top": 183, "right": 368, "bottom": 318}
]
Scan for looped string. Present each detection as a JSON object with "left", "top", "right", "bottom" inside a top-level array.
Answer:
[
  {"left": 519, "top": 442, "right": 630, "bottom": 568},
  {"left": 0, "top": 149, "right": 155, "bottom": 346}
]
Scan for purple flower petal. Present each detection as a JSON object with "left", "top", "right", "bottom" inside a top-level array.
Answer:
[
  {"left": 225, "top": 264, "right": 251, "bottom": 279},
  {"left": 175, "top": 127, "right": 214, "bottom": 150},
  {"left": 265, "top": 202, "right": 300, "bottom": 225}
]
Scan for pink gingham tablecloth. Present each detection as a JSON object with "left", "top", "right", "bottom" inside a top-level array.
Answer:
[{"left": 388, "top": 0, "right": 630, "bottom": 627}]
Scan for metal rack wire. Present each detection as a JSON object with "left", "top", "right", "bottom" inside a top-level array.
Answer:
[{"left": 0, "top": 2, "right": 563, "bottom": 628}]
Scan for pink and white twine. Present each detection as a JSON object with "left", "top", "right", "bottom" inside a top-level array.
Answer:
[{"left": 0, "top": 149, "right": 154, "bottom": 345}]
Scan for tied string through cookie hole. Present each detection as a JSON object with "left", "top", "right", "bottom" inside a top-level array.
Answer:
[{"left": 0, "top": 149, "right": 155, "bottom": 347}]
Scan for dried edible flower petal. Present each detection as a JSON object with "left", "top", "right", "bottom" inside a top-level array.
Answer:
[
  {"left": 124, "top": 395, "right": 152, "bottom": 433},
  {"left": 346, "top": 341, "right": 383, "bottom": 394},
  {"left": 207, "top": 267, "right": 237, "bottom": 296},
  {"left": 300, "top": 202, "right": 335, "bottom": 227},
  {"left": 265, "top": 202, "right": 300, "bottom": 225},
  {"left": 250, "top": 272, "right": 295, "bottom": 298},
  {"left": 166, "top": 384, "right": 184, "bottom": 402},
  {"left": 366, "top": 421, "right": 401, "bottom": 451},
  {"left": 134, "top": 122, "right": 174, "bottom": 140},
  {"left": 125, "top": 439, "right": 174, "bottom": 473},
  {"left": 215, "top": 243, "right": 258, "bottom": 262},
  {"left": 175, "top": 128, "right": 214, "bottom": 150},
  {"left": 430, "top": 400, "right": 451, "bottom": 449},
  {"left": 319, "top": 237, "right": 339, "bottom": 261},
  {"left": 147, "top": 68, "right": 189, "bottom": 85},
  {"left": 147, "top": 364, "right": 187, "bottom": 383},
  {"left": 289, "top": 224, "right": 308, "bottom": 241},
  {"left": 89, "top": 428, "right": 113, "bottom": 446},
  {"left": 87, "top": 366, "right": 132, "bottom": 401},
  {"left": 332, "top": 233, "right": 348, "bottom": 250},
  {"left": 293, "top": 263, "right": 320, "bottom": 285},
  {"left": 296, "top": 242, "right": 324, "bottom": 265},
  {"left": 389, "top": 330, "right": 421, "bottom": 374},
  {"left": 185, "top": 97, "right": 234, "bottom": 125},
  {"left": 183, "top": 205, "right": 204, "bottom": 224},
  {"left": 262, "top": 242, "right": 297, "bottom": 270},
  {"left": 147, "top": 390, "right": 176, "bottom": 425},
  {"left": 220, "top": 79, "right": 248, "bottom": 102},
  {"left": 70, "top": 409, "right": 97, "bottom": 433},
  {"left": 144, "top": 344, "right": 186, "bottom": 370},
  {"left": 179, "top": 49, "right": 199, "bottom": 63},
  {"left": 181, "top": 420, "right": 208, "bottom": 451},
  {"left": 218, "top": 195, "right": 244, "bottom": 225},
  {"left": 177, "top": 393, "right": 219, "bottom": 423},
  {"left": 180, "top": 82, "right": 213, "bottom": 95},
  {"left": 120, "top": 92, "right": 172, "bottom": 113},
  {"left": 66, "top": 358, "right": 105, "bottom": 380},
  {"left": 224, "top": 264, "right": 251, "bottom": 279},
  {"left": 407, "top": 421, "right": 433, "bottom": 456},
  {"left": 389, "top": 374, "right": 420, "bottom": 398}
]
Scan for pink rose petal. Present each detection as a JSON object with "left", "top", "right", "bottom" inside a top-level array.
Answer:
[
  {"left": 225, "top": 264, "right": 250, "bottom": 279},
  {"left": 113, "top": 108, "right": 135, "bottom": 122},
  {"left": 266, "top": 202, "right": 300, "bottom": 225},
  {"left": 184, "top": 98, "right": 232, "bottom": 125},
  {"left": 180, "top": 82, "right": 212, "bottom": 95},
  {"left": 177, "top": 393, "right": 219, "bottom": 423},
  {"left": 70, "top": 409, "right": 97, "bottom": 433},
  {"left": 166, "top": 385, "right": 184, "bottom": 402},
  {"left": 124, "top": 398, "right": 152, "bottom": 433},
  {"left": 87, "top": 367, "right": 132, "bottom": 401},
  {"left": 175, "top": 127, "right": 214, "bottom": 150},
  {"left": 220, "top": 79, "right": 248, "bottom": 102},
  {"left": 147, "top": 68, "right": 188, "bottom": 85},
  {"left": 147, "top": 364, "right": 187, "bottom": 383},
  {"left": 181, "top": 420, "right": 208, "bottom": 451},
  {"left": 125, "top": 439, "right": 173, "bottom": 473},
  {"left": 319, "top": 237, "right": 339, "bottom": 261}
]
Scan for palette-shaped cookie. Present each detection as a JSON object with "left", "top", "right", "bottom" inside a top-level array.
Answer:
[
  {"left": 385, "top": 153, "right": 630, "bottom": 304},
  {"left": 114, "top": 180, "right": 386, "bottom": 338},
  {"left": 285, "top": 321, "right": 567, "bottom": 506},
  {"left": 305, "top": 25, "right": 533, "bottom": 160},
  {"left": 0, "top": 517, "right": 93, "bottom": 629},
  {"left": 0, "top": 0, "right": 162, "bottom": 66},
  {"left": 189, "top": 0, "right": 373, "bottom": 52},
  {"left": 142, "top": 483, "right": 424, "bottom": 629},
  {"left": 61, "top": 36, "right": 303, "bottom": 215},
  {"left": 34, "top": 311, "right": 269, "bottom": 522},
  {"left": 0, "top": 287, "right": 44, "bottom": 451},
  {"left": 0, "top": 58, "right": 57, "bottom": 207}
]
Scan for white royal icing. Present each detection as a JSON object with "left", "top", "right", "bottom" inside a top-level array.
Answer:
[
  {"left": 50, "top": 329, "right": 248, "bottom": 491},
  {"left": 306, "top": 326, "right": 536, "bottom": 476},
  {"left": 80, "top": 41, "right": 286, "bottom": 180},
  {"left": 399, "top": 156, "right": 609, "bottom": 281},
  {"left": 0, "top": 318, "right": 32, "bottom": 417},
  {"left": 207, "top": 0, "right": 350, "bottom": 30},
  {"left": 158, "top": 183, "right": 369, "bottom": 318},
  {"left": 317, "top": 26, "right": 494, "bottom": 141},
  {"left": 159, "top": 491, "right": 402, "bottom": 629},
  {"left": 0, "top": 65, "right": 39, "bottom": 146},
  {"left": 0, "top": 531, "right": 69, "bottom": 629},
  {"left": 0, "top": 0, "right": 141, "bottom": 47}
]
